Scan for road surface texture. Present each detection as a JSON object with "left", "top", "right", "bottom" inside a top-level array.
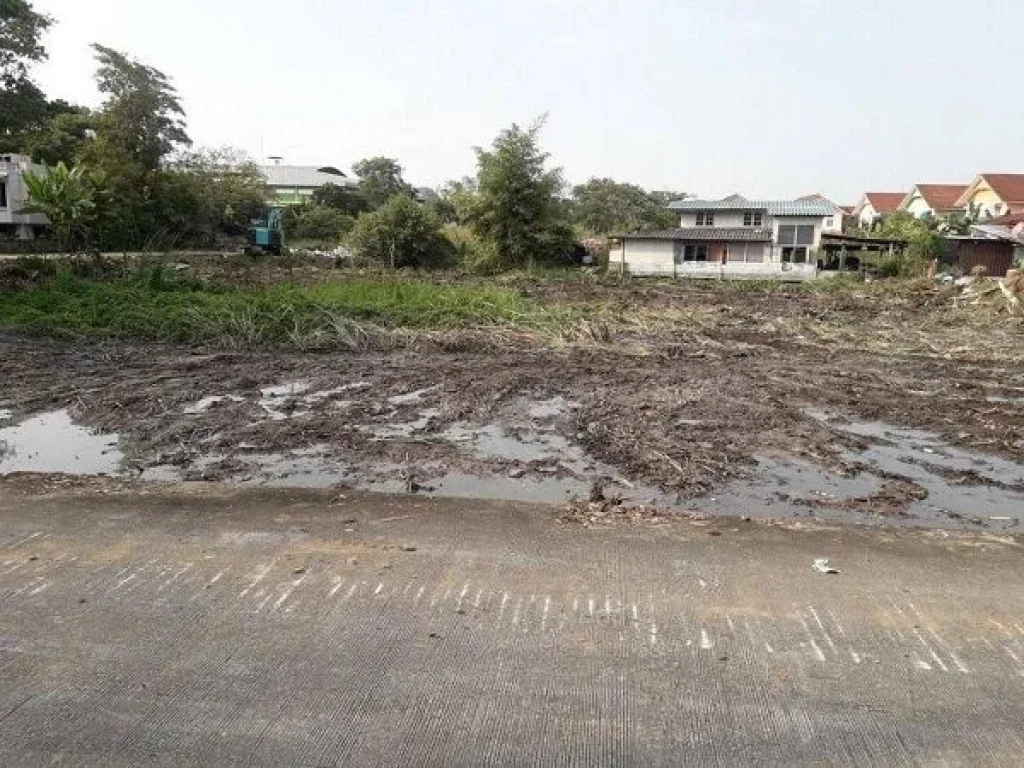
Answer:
[{"left": 2, "top": 483, "right": 1024, "bottom": 765}]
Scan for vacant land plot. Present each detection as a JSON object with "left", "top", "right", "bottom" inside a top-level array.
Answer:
[{"left": 2, "top": 262, "right": 1023, "bottom": 531}]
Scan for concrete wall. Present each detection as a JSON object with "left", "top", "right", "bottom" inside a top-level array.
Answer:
[
  {"left": 772, "top": 216, "right": 823, "bottom": 248},
  {"left": 0, "top": 155, "right": 48, "bottom": 239},
  {"left": 611, "top": 238, "right": 815, "bottom": 280},
  {"left": 610, "top": 239, "right": 675, "bottom": 276},
  {"left": 857, "top": 202, "right": 878, "bottom": 229}
]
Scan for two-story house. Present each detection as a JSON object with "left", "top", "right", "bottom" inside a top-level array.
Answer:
[
  {"left": 0, "top": 154, "right": 49, "bottom": 241},
  {"left": 608, "top": 194, "right": 837, "bottom": 280}
]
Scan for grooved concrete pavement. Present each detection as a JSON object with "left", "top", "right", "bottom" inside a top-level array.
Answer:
[{"left": 2, "top": 485, "right": 1024, "bottom": 765}]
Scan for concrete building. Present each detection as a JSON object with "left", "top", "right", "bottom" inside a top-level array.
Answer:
[
  {"left": 852, "top": 192, "right": 905, "bottom": 229},
  {"left": 954, "top": 174, "right": 1024, "bottom": 220},
  {"left": 0, "top": 154, "right": 49, "bottom": 241},
  {"left": 796, "top": 193, "right": 847, "bottom": 234},
  {"left": 899, "top": 184, "right": 968, "bottom": 219},
  {"left": 609, "top": 195, "right": 838, "bottom": 280},
  {"left": 257, "top": 164, "right": 358, "bottom": 206}
]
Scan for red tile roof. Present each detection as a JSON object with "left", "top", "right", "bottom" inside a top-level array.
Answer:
[
  {"left": 864, "top": 192, "right": 905, "bottom": 213},
  {"left": 978, "top": 174, "right": 1024, "bottom": 204},
  {"left": 913, "top": 184, "right": 968, "bottom": 211},
  {"left": 986, "top": 210, "right": 1024, "bottom": 226}
]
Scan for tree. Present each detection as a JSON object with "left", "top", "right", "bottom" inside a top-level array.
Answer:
[
  {"left": 431, "top": 177, "right": 479, "bottom": 225},
  {"left": 571, "top": 178, "right": 678, "bottom": 235},
  {"left": 471, "top": 118, "right": 575, "bottom": 270},
  {"left": 348, "top": 194, "right": 452, "bottom": 268},
  {"left": 164, "top": 147, "right": 270, "bottom": 241},
  {"left": 284, "top": 204, "right": 354, "bottom": 245},
  {"left": 0, "top": 0, "right": 54, "bottom": 150},
  {"left": 312, "top": 182, "right": 368, "bottom": 217},
  {"left": 89, "top": 44, "right": 190, "bottom": 171},
  {"left": 20, "top": 162, "right": 97, "bottom": 253},
  {"left": 22, "top": 106, "right": 96, "bottom": 165},
  {"left": 873, "top": 210, "right": 944, "bottom": 275},
  {"left": 352, "top": 156, "right": 413, "bottom": 211}
]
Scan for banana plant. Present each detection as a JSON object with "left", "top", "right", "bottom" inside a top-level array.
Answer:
[{"left": 19, "top": 162, "right": 97, "bottom": 254}]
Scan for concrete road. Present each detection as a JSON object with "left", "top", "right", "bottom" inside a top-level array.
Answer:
[{"left": 1, "top": 484, "right": 1024, "bottom": 765}]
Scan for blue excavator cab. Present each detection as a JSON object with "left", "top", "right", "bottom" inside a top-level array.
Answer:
[{"left": 249, "top": 207, "right": 284, "bottom": 255}]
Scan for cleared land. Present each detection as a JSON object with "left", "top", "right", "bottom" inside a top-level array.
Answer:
[{"left": 2, "top": 262, "right": 1022, "bottom": 531}]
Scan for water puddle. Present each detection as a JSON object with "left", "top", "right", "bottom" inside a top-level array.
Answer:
[
  {"left": 703, "top": 411, "right": 1024, "bottom": 531},
  {"left": 387, "top": 387, "right": 437, "bottom": 406},
  {"left": 0, "top": 408, "right": 12, "bottom": 421},
  {"left": 0, "top": 410, "right": 122, "bottom": 475}
]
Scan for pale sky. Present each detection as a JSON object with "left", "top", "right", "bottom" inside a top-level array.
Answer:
[{"left": 29, "top": 0, "right": 1024, "bottom": 204}]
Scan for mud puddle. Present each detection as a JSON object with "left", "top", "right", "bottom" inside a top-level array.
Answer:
[
  {"left": 0, "top": 410, "right": 121, "bottom": 475},
  {"left": 703, "top": 411, "right": 1024, "bottom": 532}
]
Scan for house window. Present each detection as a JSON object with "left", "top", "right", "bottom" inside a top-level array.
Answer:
[
  {"left": 824, "top": 217, "right": 834, "bottom": 228},
  {"left": 0, "top": 181, "right": 7, "bottom": 208},
  {"left": 777, "top": 224, "right": 815, "bottom": 246},
  {"left": 781, "top": 247, "right": 809, "bottom": 264},
  {"left": 695, "top": 211, "right": 714, "bottom": 226},
  {"left": 743, "top": 211, "right": 762, "bottom": 227},
  {"left": 674, "top": 243, "right": 709, "bottom": 263}
]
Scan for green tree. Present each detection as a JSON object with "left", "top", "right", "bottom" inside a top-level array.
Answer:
[
  {"left": 164, "top": 147, "right": 270, "bottom": 242},
  {"left": 348, "top": 194, "right": 452, "bottom": 268},
  {"left": 284, "top": 204, "right": 354, "bottom": 245},
  {"left": 471, "top": 118, "right": 575, "bottom": 270},
  {"left": 88, "top": 44, "right": 190, "bottom": 171},
  {"left": 22, "top": 106, "right": 96, "bottom": 165},
  {"left": 80, "top": 45, "right": 192, "bottom": 249},
  {"left": 352, "top": 156, "right": 413, "bottom": 211},
  {"left": 0, "top": 0, "right": 54, "bottom": 151},
  {"left": 431, "top": 177, "right": 479, "bottom": 225},
  {"left": 873, "top": 210, "right": 944, "bottom": 275},
  {"left": 20, "top": 162, "right": 97, "bottom": 253},
  {"left": 312, "top": 182, "right": 368, "bottom": 217},
  {"left": 571, "top": 177, "right": 678, "bottom": 235}
]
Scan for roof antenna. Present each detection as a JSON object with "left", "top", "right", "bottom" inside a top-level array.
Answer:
[{"left": 268, "top": 155, "right": 283, "bottom": 166}]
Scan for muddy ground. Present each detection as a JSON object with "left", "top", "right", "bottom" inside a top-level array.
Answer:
[{"left": 2, "top": 278, "right": 1023, "bottom": 531}]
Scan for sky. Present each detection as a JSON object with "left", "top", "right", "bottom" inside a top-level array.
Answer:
[{"left": 28, "top": 0, "right": 1024, "bottom": 204}]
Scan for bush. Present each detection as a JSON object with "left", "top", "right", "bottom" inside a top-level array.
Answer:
[
  {"left": 443, "top": 224, "right": 499, "bottom": 273},
  {"left": 348, "top": 195, "right": 454, "bottom": 269},
  {"left": 287, "top": 205, "right": 354, "bottom": 245}
]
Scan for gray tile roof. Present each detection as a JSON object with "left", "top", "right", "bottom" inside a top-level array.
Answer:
[
  {"left": 621, "top": 228, "right": 773, "bottom": 242},
  {"left": 259, "top": 165, "right": 358, "bottom": 189},
  {"left": 668, "top": 198, "right": 836, "bottom": 216}
]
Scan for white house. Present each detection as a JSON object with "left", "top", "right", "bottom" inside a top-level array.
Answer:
[
  {"left": 0, "top": 154, "right": 49, "bottom": 241},
  {"left": 898, "top": 184, "right": 968, "bottom": 219},
  {"left": 852, "top": 192, "right": 905, "bottom": 229},
  {"left": 609, "top": 194, "right": 838, "bottom": 280}
]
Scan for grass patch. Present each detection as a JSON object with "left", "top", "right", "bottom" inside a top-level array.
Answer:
[{"left": 0, "top": 267, "right": 577, "bottom": 348}]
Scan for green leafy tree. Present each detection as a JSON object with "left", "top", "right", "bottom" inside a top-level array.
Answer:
[
  {"left": 571, "top": 177, "right": 678, "bottom": 235},
  {"left": 348, "top": 194, "right": 452, "bottom": 268},
  {"left": 311, "top": 182, "right": 368, "bottom": 217},
  {"left": 284, "top": 204, "right": 354, "bottom": 245},
  {"left": 0, "top": 0, "right": 54, "bottom": 151},
  {"left": 22, "top": 106, "right": 96, "bottom": 165},
  {"left": 431, "top": 177, "right": 480, "bottom": 225},
  {"left": 873, "top": 210, "right": 945, "bottom": 275},
  {"left": 88, "top": 44, "right": 190, "bottom": 171},
  {"left": 471, "top": 118, "right": 575, "bottom": 270},
  {"left": 352, "top": 156, "right": 413, "bottom": 211},
  {"left": 163, "top": 147, "right": 270, "bottom": 242},
  {"left": 20, "top": 162, "right": 97, "bottom": 253},
  {"left": 81, "top": 45, "right": 191, "bottom": 249}
]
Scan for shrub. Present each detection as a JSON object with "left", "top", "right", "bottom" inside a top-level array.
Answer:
[{"left": 348, "top": 195, "right": 454, "bottom": 269}]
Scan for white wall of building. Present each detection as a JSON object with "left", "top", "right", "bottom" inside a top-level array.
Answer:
[
  {"left": 902, "top": 192, "right": 933, "bottom": 218},
  {"left": 610, "top": 239, "right": 675, "bottom": 276},
  {"left": 677, "top": 211, "right": 760, "bottom": 228},
  {"left": 857, "top": 202, "right": 878, "bottom": 229}
]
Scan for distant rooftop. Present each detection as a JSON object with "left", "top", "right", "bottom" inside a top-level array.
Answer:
[
  {"left": 258, "top": 165, "right": 358, "bottom": 189},
  {"left": 668, "top": 195, "right": 838, "bottom": 217}
]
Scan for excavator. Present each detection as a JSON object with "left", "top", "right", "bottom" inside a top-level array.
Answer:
[{"left": 247, "top": 206, "right": 284, "bottom": 255}]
